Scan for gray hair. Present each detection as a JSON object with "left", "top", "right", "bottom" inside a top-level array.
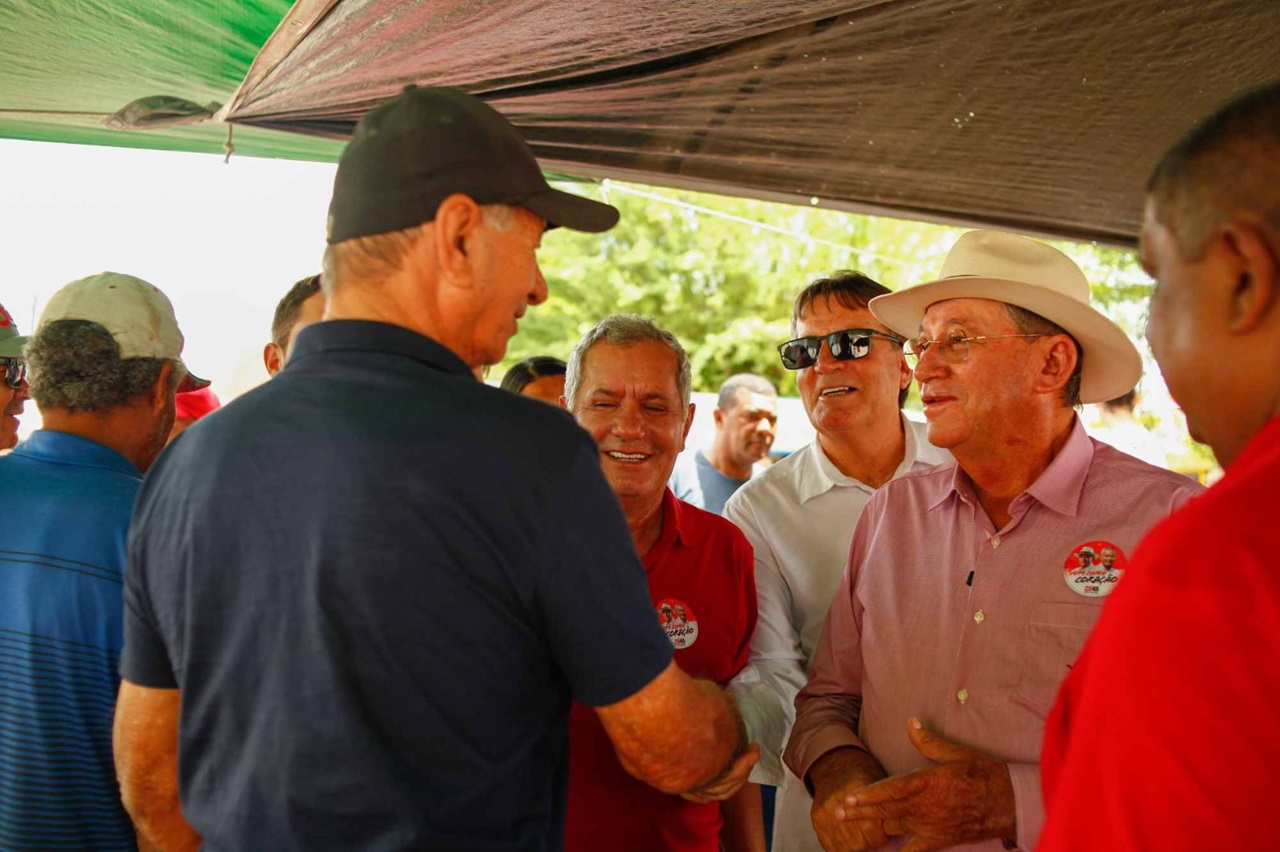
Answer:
[
  {"left": 565, "top": 314, "right": 692, "bottom": 410},
  {"left": 717, "top": 373, "right": 777, "bottom": 411},
  {"left": 25, "top": 320, "right": 178, "bottom": 413},
  {"left": 322, "top": 202, "right": 518, "bottom": 294},
  {"left": 1003, "top": 304, "right": 1083, "bottom": 408}
]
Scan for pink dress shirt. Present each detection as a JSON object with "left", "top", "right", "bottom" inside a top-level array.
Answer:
[{"left": 784, "top": 419, "right": 1202, "bottom": 850}]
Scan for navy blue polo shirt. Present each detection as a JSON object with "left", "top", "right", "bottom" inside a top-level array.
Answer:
[{"left": 121, "top": 320, "right": 673, "bottom": 851}]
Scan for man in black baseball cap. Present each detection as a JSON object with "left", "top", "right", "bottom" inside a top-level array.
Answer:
[
  {"left": 116, "top": 86, "right": 755, "bottom": 851},
  {"left": 328, "top": 85, "right": 618, "bottom": 242}
]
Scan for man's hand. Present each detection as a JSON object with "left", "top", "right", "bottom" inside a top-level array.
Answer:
[
  {"left": 807, "top": 746, "right": 891, "bottom": 851},
  {"left": 836, "top": 718, "right": 1017, "bottom": 852},
  {"left": 681, "top": 743, "right": 761, "bottom": 803}
]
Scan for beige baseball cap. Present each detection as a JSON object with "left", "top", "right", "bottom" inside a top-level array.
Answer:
[{"left": 37, "top": 272, "right": 209, "bottom": 392}]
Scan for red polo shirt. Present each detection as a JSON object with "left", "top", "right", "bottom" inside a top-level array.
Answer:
[
  {"left": 565, "top": 489, "right": 757, "bottom": 852},
  {"left": 1040, "top": 416, "right": 1280, "bottom": 850}
]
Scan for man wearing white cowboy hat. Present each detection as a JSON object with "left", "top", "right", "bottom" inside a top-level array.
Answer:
[{"left": 783, "top": 230, "right": 1201, "bottom": 852}]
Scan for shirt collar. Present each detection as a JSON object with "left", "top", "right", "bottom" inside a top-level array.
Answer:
[
  {"left": 795, "top": 412, "right": 922, "bottom": 504},
  {"left": 929, "top": 415, "right": 1093, "bottom": 515},
  {"left": 288, "top": 319, "right": 475, "bottom": 379},
  {"left": 643, "top": 488, "right": 688, "bottom": 570},
  {"left": 12, "top": 430, "right": 142, "bottom": 478}
]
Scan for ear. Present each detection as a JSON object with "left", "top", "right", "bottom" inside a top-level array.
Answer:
[
  {"left": 1219, "top": 221, "right": 1278, "bottom": 334},
  {"left": 150, "top": 362, "right": 176, "bottom": 413},
  {"left": 897, "top": 347, "right": 913, "bottom": 391},
  {"left": 1037, "top": 334, "right": 1079, "bottom": 398},
  {"left": 433, "top": 193, "right": 484, "bottom": 290},
  {"left": 712, "top": 406, "right": 725, "bottom": 428},
  {"left": 680, "top": 402, "right": 696, "bottom": 452},
  {"left": 263, "top": 342, "right": 283, "bottom": 377}
]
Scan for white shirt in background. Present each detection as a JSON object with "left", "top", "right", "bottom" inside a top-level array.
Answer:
[{"left": 725, "top": 414, "right": 950, "bottom": 852}]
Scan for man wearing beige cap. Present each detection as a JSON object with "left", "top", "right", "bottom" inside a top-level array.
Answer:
[
  {"left": 0, "top": 301, "right": 30, "bottom": 449},
  {"left": 0, "top": 272, "right": 202, "bottom": 849},
  {"left": 783, "top": 231, "right": 1202, "bottom": 852}
]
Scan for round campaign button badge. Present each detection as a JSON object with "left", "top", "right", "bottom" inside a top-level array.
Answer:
[
  {"left": 657, "top": 598, "right": 699, "bottom": 649},
  {"left": 1063, "top": 540, "right": 1127, "bottom": 597}
]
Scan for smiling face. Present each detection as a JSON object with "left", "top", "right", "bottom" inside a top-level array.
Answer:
[
  {"left": 912, "top": 298, "right": 1048, "bottom": 455},
  {"left": 571, "top": 339, "right": 693, "bottom": 509},
  {"left": 794, "top": 298, "right": 911, "bottom": 440}
]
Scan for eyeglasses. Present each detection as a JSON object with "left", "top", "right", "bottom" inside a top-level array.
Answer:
[
  {"left": 904, "top": 333, "right": 1045, "bottom": 367},
  {"left": 778, "top": 328, "right": 905, "bottom": 370},
  {"left": 1, "top": 358, "right": 26, "bottom": 390}
]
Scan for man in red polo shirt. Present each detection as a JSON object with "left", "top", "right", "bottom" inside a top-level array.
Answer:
[
  {"left": 565, "top": 314, "right": 762, "bottom": 852},
  {"left": 1040, "top": 83, "right": 1280, "bottom": 850}
]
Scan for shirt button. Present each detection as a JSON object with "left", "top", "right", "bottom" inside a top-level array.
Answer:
[
  {"left": 957, "top": 688, "right": 969, "bottom": 704},
  {"left": 974, "top": 610, "right": 985, "bottom": 624},
  {"left": 991, "top": 535, "right": 1001, "bottom": 549}
]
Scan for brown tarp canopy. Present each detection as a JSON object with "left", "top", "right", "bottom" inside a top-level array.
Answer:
[{"left": 4, "top": 1, "right": 1278, "bottom": 244}]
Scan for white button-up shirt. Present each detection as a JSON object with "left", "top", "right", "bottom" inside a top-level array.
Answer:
[{"left": 725, "top": 414, "right": 949, "bottom": 852}]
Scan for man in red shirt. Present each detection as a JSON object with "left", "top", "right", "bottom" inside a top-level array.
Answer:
[
  {"left": 1040, "top": 82, "right": 1280, "bottom": 850},
  {"left": 565, "top": 314, "right": 763, "bottom": 852}
]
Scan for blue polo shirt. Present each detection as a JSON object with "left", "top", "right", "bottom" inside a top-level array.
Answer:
[
  {"left": 121, "top": 320, "right": 673, "bottom": 851},
  {"left": 0, "top": 430, "right": 142, "bottom": 851}
]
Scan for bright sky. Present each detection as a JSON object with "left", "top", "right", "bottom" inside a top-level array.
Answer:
[{"left": 0, "top": 138, "right": 336, "bottom": 429}]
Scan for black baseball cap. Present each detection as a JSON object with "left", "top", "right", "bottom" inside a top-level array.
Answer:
[{"left": 326, "top": 86, "right": 620, "bottom": 243}]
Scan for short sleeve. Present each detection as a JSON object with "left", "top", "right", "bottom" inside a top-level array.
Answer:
[
  {"left": 119, "top": 544, "right": 178, "bottom": 688},
  {"left": 537, "top": 437, "right": 673, "bottom": 708}
]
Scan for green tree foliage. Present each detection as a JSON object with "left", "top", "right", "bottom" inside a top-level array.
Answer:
[{"left": 506, "top": 179, "right": 1152, "bottom": 400}]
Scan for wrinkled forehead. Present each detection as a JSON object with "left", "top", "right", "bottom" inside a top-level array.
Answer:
[
  {"left": 582, "top": 340, "right": 681, "bottom": 395},
  {"left": 919, "top": 297, "right": 1014, "bottom": 334}
]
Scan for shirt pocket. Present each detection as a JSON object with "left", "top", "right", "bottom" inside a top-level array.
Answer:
[{"left": 1015, "top": 601, "right": 1101, "bottom": 713}]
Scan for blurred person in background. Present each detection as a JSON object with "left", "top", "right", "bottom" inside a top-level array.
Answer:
[
  {"left": 500, "top": 354, "right": 566, "bottom": 404},
  {"left": 670, "top": 373, "right": 778, "bottom": 515},
  {"left": 1088, "top": 386, "right": 1167, "bottom": 467},
  {"left": 0, "top": 301, "right": 29, "bottom": 449},
  {"left": 167, "top": 386, "right": 221, "bottom": 443},
  {"left": 263, "top": 274, "right": 324, "bottom": 376}
]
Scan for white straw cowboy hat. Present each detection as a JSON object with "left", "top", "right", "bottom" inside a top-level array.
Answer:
[{"left": 869, "top": 230, "right": 1142, "bottom": 404}]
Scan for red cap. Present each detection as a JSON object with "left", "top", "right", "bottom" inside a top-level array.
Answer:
[{"left": 175, "top": 386, "right": 221, "bottom": 420}]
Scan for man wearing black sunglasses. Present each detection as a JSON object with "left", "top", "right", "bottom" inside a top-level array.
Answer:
[
  {"left": 724, "top": 271, "right": 951, "bottom": 852},
  {"left": 0, "top": 301, "right": 30, "bottom": 450}
]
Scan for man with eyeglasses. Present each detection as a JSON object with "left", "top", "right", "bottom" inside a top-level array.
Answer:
[
  {"left": 0, "top": 273, "right": 204, "bottom": 849},
  {"left": 724, "top": 271, "right": 951, "bottom": 852},
  {"left": 783, "top": 231, "right": 1201, "bottom": 852},
  {"left": 1041, "top": 83, "right": 1280, "bottom": 850},
  {"left": 0, "top": 301, "right": 30, "bottom": 449}
]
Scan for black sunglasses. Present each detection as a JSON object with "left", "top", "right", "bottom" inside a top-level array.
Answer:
[
  {"left": 1, "top": 357, "right": 25, "bottom": 390},
  {"left": 777, "top": 328, "right": 905, "bottom": 370}
]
